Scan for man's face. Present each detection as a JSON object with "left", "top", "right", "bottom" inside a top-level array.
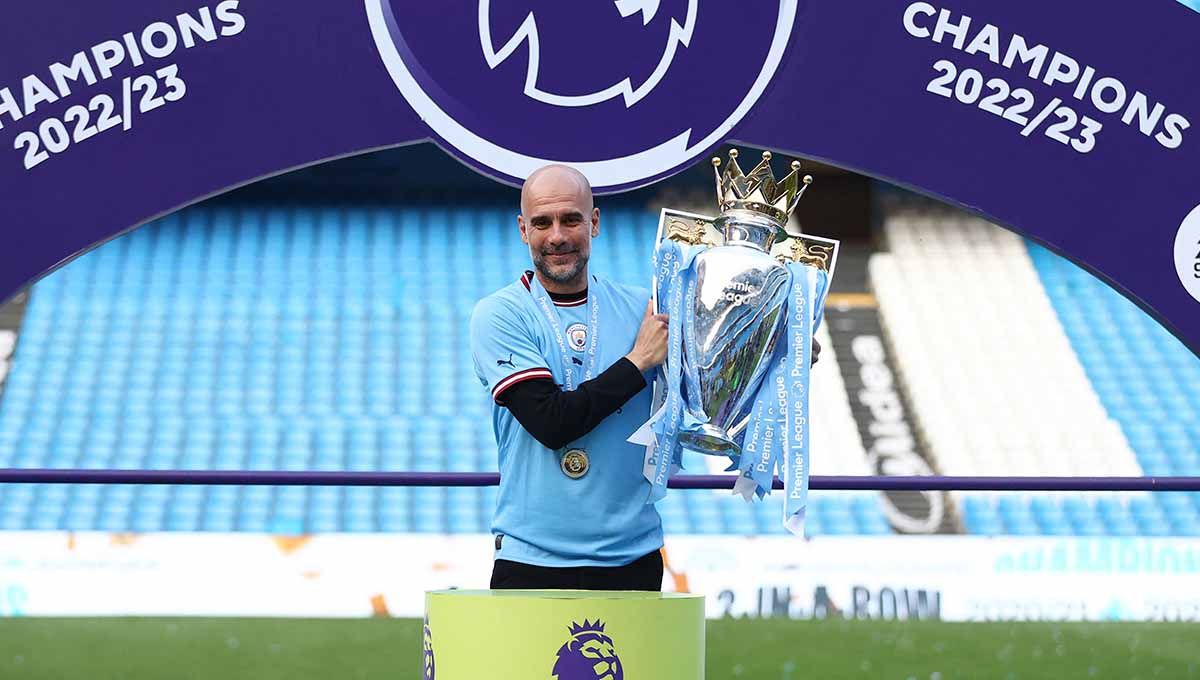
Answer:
[{"left": 519, "top": 170, "right": 599, "bottom": 290}]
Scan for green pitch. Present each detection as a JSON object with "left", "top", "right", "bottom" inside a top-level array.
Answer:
[{"left": 0, "top": 617, "right": 1196, "bottom": 679}]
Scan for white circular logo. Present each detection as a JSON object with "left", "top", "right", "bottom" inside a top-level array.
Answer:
[
  {"left": 1174, "top": 203, "right": 1200, "bottom": 304},
  {"left": 566, "top": 323, "right": 588, "bottom": 352},
  {"left": 365, "top": 0, "right": 799, "bottom": 192}
]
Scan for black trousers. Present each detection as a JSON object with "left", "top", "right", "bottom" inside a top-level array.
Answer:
[{"left": 490, "top": 549, "right": 663, "bottom": 591}]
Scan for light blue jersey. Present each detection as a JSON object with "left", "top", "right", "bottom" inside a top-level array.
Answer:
[{"left": 469, "top": 271, "right": 663, "bottom": 567}]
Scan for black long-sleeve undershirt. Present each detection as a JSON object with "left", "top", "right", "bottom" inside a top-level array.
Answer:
[
  {"left": 499, "top": 357, "right": 647, "bottom": 450},
  {"left": 494, "top": 277, "right": 822, "bottom": 449}
]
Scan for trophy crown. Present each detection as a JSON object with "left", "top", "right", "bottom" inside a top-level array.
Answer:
[{"left": 712, "top": 149, "right": 814, "bottom": 226}]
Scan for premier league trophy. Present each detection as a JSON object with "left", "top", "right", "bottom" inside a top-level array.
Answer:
[{"left": 633, "top": 149, "right": 838, "bottom": 534}]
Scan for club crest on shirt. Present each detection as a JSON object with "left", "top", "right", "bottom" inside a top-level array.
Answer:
[{"left": 567, "top": 323, "right": 588, "bottom": 352}]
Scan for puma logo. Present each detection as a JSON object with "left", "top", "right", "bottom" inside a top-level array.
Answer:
[
  {"left": 496, "top": 353, "right": 516, "bottom": 368},
  {"left": 571, "top": 357, "right": 583, "bottom": 366}
]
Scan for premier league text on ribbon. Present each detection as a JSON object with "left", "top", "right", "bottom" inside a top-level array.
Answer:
[
  {"left": 789, "top": 274, "right": 807, "bottom": 502},
  {"left": 902, "top": 2, "right": 1190, "bottom": 153},
  {"left": 0, "top": 1, "right": 246, "bottom": 171}
]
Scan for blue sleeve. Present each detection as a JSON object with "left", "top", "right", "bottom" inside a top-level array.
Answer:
[{"left": 469, "top": 296, "right": 553, "bottom": 403}]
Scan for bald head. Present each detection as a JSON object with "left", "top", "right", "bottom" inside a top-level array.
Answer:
[
  {"left": 518, "top": 164, "right": 600, "bottom": 294},
  {"left": 521, "top": 164, "right": 594, "bottom": 217}
]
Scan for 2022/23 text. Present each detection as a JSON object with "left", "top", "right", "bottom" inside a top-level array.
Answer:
[
  {"left": 14, "top": 64, "right": 185, "bottom": 171},
  {"left": 926, "top": 59, "right": 1101, "bottom": 154}
]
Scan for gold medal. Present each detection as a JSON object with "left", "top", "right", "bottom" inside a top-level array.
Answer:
[{"left": 560, "top": 449, "right": 589, "bottom": 479}]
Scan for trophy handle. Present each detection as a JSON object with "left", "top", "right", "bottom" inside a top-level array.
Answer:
[
  {"left": 651, "top": 208, "right": 720, "bottom": 315},
  {"left": 772, "top": 234, "right": 840, "bottom": 280}
]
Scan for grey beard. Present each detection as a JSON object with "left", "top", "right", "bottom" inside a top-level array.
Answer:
[{"left": 534, "top": 251, "right": 588, "bottom": 286}]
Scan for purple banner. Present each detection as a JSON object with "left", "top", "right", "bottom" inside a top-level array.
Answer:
[{"left": 0, "top": 0, "right": 1197, "bottom": 354}]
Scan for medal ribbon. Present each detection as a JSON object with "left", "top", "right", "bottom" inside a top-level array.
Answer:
[{"left": 527, "top": 275, "right": 601, "bottom": 443}]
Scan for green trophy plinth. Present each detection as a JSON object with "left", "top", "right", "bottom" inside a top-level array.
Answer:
[{"left": 422, "top": 590, "right": 705, "bottom": 679}]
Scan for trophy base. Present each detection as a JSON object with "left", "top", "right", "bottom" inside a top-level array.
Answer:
[{"left": 679, "top": 424, "right": 741, "bottom": 459}]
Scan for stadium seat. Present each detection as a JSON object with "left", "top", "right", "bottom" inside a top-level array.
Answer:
[
  {"left": 1028, "top": 241, "right": 1200, "bottom": 535},
  {"left": 0, "top": 204, "right": 885, "bottom": 536},
  {"left": 871, "top": 209, "right": 1162, "bottom": 536}
]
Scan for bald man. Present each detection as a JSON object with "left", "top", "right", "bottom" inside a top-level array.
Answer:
[{"left": 469, "top": 164, "right": 670, "bottom": 590}]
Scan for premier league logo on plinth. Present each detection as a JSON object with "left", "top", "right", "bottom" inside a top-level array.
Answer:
[
  {"left": 423, "top": 619, "right": 436, "bottom": 680},
  {"left": 552, "top": 619, "right": 622, "bottom": 680},
  {"left": 635, "top": 149, "right": 838, "bottom": 534}
]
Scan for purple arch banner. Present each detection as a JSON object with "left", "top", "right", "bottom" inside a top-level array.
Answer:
[{"left": 0, "top": 0, "right": 1198, "bottom": 353}]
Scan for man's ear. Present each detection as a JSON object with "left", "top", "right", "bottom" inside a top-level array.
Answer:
[
  {"left": 591, "top": 207, "right": 600, "bottom": 237},
  {"left": 518, "top": 214, "right": 529, "bottom": 244}
]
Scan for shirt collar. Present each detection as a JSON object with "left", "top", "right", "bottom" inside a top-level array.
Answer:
[{"left": 520, "top": 271, "right": 587, "bottom": 307}]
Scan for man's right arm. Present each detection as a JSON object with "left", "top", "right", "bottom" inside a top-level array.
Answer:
[{"left": 469, "top": 297, "right": 555, "bottom": 405}]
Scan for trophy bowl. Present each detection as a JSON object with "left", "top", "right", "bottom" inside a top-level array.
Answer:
[{"left": 677, "top": 210, "right": 791, "bottom": 457}]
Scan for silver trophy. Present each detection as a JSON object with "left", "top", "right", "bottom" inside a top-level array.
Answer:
[{"left": 652, "top": 150, "right": 839, "bottom": 460}]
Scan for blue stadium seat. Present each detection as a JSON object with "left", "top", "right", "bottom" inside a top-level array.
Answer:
[
  {"left": 1030, "top": 241, "right": 1200, "bottom": 536},
  {"left": 0, "top": 203, "right": 895, "bottom": 537}
]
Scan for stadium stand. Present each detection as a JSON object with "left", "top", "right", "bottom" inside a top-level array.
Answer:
[
  {"left": 806, "top": 323, "right": 891, "bottom": 536},
  {"left": 824, "top": 301, "right": 959, "bottom": 534},
  {"left": 0, "top": 204, "right": 887, "bottom": 536},
  {"left": 869, "top": 207, "right": 1200, "bottom": 537},
  {"left": 1028, "top": 242, "right": 1200, "bottom": 536}
]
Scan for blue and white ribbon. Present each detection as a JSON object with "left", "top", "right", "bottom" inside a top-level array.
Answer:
[
  {"left": 777, "top": 263, "right": 829, "bottom": 535},
  {"left": 732, "top": 356, "right": 785, "bottom": 502},
  {"left": 724, "top": 262, "right": 831, "bottom": 535},
  {"left": 639, "top": 239, "right": 701, "bottom": 503}
]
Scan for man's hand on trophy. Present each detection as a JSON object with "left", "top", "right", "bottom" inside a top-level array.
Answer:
[
  {"left": 626, "top": 300, "right": 669, "bottom": 372},
  {"left": 812, "top": 338, "right": 821, "bottom": 367}
]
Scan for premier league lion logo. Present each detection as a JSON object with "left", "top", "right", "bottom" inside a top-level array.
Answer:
[
  {"left": 480, "top": 0, "right": 695, "bottom": 108},
  {"left": 552, "top": 619, "right": 622, "bottom": 680},
  {"left": 422, "top": 620, "right": 435, "bottom": 680},
  {"left": 367, "top": 0, "right": 799, "bottom": 192}
]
